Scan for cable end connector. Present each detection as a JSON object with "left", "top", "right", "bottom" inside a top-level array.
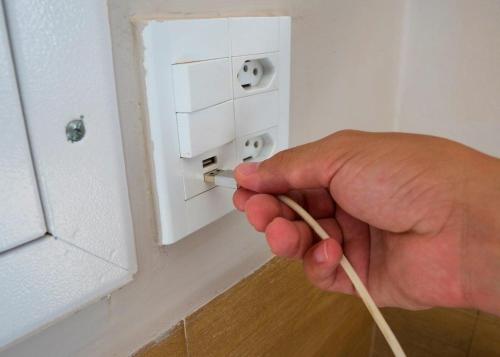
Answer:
[{"left": 204, "top": 169, "right": 237, "bottom": 189}]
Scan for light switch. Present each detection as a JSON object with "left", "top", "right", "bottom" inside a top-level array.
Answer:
[
  {"left": 177, "top": 101, "right": 235, "bottom": 158},
  {"left": 173, "top": 58, "right": 232, "bottom": 112}
]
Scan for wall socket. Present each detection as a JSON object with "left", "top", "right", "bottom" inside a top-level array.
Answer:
[
  {"left": 238, "top": 127, "right": 278, "bottom": 163},
  {"left": 232, "top": 53, "right": 278, "bottom": 99},
  {"left": 141, "top": 16, "right": 290, "bottom": 244}
]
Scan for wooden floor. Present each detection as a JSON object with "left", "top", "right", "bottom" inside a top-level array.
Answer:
[
  {"left": 373, "top": 308, "right": 500, "bottom": 356},
  {"left": 134, "top": 257, "right": 372, "bottom": 356},
  {"left": 134, "top": 257, "right": 500, "bottom": 357}
]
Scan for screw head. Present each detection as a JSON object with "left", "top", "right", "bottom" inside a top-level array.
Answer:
[{"left": 66, "top": 117, "right": 86, "bottom": 143}]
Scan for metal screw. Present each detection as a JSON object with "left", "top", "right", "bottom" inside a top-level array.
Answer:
[{"left": 66, "top": 117, "right": 86, "bottom": 143}]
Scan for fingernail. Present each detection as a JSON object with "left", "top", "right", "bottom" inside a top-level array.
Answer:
[
  {"left": 237, "top": 162, "right": 259, "bottom": 176},
  {"left": 313, "top": 243, "right": 329, "bottom": 263}
]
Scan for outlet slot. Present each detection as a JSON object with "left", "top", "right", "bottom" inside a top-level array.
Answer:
[
  {"left": 182, "top": 142, "right": 236, "bottom": 200},
  {"left": 202, "top": 156, "right": 217, "bottom": 168},
  {"left": 238, "top": 128, "right": 277, "bottom": 163},
  {"left": 236, "top": 57, "right": 275, "bottom": 91}
]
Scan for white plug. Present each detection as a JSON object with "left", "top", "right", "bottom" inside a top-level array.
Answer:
[{"left": 203, "top": 169, "right": 237, "bottom": 189}]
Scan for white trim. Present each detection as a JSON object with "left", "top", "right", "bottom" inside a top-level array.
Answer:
[
  {"left": 0, "top": 236, "right": 132, "bottom": 350},
  {"left": 0, "top": 0, "right": 136, "bottom": 348}
]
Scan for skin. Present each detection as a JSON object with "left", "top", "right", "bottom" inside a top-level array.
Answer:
[{"left": 233, "top": 130, "right": 500, "bottom": 315}]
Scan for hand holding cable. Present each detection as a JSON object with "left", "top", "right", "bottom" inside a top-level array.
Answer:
[{"left": 232, "top": 130, "right": 500, "bottom": 353}]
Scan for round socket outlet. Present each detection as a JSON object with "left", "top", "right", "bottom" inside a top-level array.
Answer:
[
  {"left": 237, "top": 60, "right": 264, "bottom": 89},
  {"left": 242, "top": 136, "right": 265, "bottom": 161}
]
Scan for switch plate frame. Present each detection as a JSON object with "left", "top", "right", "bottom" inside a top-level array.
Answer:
[{"left": 141, "top": 16, "right": 291, "bottom": 245}]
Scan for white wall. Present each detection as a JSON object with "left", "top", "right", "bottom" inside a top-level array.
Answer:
[
  {"left": 396, "top": 0, "right": 500, "bottom": 156},
  {"left": 3, "top": 1, "right": 402, "bottom": 356}
]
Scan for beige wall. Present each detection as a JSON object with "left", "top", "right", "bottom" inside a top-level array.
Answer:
[
  {"left": 396, "top": 0, "right": 500, "bottom": 156},
  {"left": 3, "top": 1, "right": 403, "bottom": 356}
]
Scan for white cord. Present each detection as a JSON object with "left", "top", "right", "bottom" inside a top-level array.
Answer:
[
  {"left": 205, "top": 169, "right": 406, "bottom": 356},
  {"left": 278, "top": 195, "right": 406, "bottom": 357}
]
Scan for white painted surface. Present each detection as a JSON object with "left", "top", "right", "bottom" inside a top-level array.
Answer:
[
  {"left": 229, "top": 17, "right": 280, "bottom": 56},
  {"left": 165, "top": 18, "right": 230, "bottom": 64},
  {"left": 0, "top": 3, "right": 45, "bottom": 253},
  {"left": 2, "top": 1, "right": 403, "bottom": 356},
  {"left": 4, "top": 0, "right": 136, "bottom": 269},
  {"left": 278, "top": 16, "right": 291, "bottom": 152},
  {"left": 396, "top": 0, "right": 500, "bottom": 157},
  {"left": 0, "top": 0, "right": 137, "bottom": 349},
  {"left": 0, "top": 236, "right": 131, "bottom": 349},
  {"left": 142, "top": 17, "right": 290, "bottom": 244},
  {"left": 173, "top": 58, "right": 233, "bottom": 112},
  {"left": 235, "top": 91, "right": 279, "bottom": 137},
  {"left": 177, "top": 101, "right": 235, "bottom": 158}
]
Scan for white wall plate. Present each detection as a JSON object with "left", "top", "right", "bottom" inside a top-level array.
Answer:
[{"left": 141, "top": 16, "right": 291, "bottom": 245}]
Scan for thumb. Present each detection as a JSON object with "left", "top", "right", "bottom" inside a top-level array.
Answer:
[{"left": 235, "top": 130, "right": 360, "bottom": 193}]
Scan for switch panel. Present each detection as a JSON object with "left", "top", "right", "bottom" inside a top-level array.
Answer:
[
  {"left": 177, "top": 100, "right": 235, "bottom": 158},
  {"left": 173, "top": 58, "right": 232, "bottom": 112},
  {"left": 142, "top": 16, "right": 291, "bottom": 244}
]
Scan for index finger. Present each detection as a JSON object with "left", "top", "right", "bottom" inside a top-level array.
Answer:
[{"left": 234, "top": 130, "right": 364, "bottom": 193}]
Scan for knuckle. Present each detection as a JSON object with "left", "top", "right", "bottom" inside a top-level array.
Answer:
[
  {"left": 262, "top": 149, "right": 289, "bottom": 170},
  {"left": 331, "top": 129, "right": 361, "bottom": 140}
]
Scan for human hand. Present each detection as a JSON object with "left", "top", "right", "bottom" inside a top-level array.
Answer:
[{"left": 233, "top": 130, "right": 500, "bottom": 315}]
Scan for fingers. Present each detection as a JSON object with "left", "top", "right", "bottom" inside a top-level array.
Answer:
[
  {"left": 289, "top": 189, "right": 335, "bottom": 219},
  {"left": 240, "top": 191, "right": 367, "bottom": 296},
  {"left": 265, "top": 218, "right": 314, "bottom": 259},
  {"left": 244, "top": 194, "right": 295, "bottom": 232},
  {"left": 233, "top": 187, "right": 335, "bottom": 220},
  {"left": 234, "top": 130, "right": 365, "bottom": 193},
  {"left": 335, "top": 207, "right": 370, "bottom": 284},
  {"left": 265, "top": 217, "right": 342, "bottom": 260},
  {"left": 262, "top": 209, "right": 370, "bottom": 296},
  {"left": 233, "top": 187, "right": 255, "bottom": 211},
  {"left": 300, "top": 218, "right": 346, "bottom": 293},
  {"left": 303, "top": 239, "right": 343, "bottom": 291}
]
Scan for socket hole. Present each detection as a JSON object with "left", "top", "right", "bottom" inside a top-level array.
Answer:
[
  {"left": 202, "top": 156, "right": 217, "bottom": 168},
  {"left": 241, "top": 132, "right": 275, "bottom": 163},
  {"left": 237, "top": 58, "right": 275, "bottom": 90}
]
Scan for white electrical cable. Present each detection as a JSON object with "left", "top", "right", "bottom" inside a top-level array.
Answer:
[
  {"left": 278, "top": 195, "right": 406, "bottom": 357},
  {"left": 205, "top": 170, "right": 406, "bottom": 356}
]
